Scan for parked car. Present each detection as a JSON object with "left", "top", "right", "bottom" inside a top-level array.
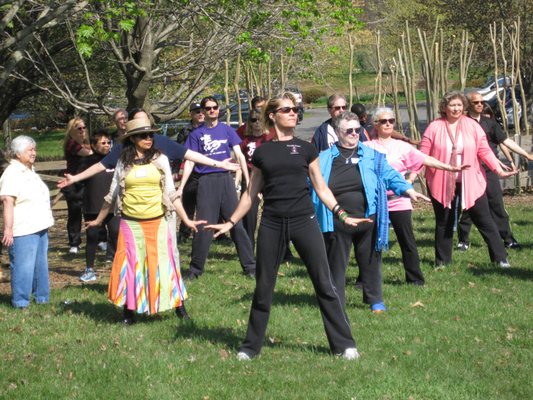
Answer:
[
  {"left": 285, "top": 87, "right": 304, "bottom": 123},
  {"left": 476, "top": 76, "right": 512, "bottom": 101},
  {"left": 485, "top": 87, "right": 524, "bottom": 129},
  {"left": 219, "top": 102, "right": 249, "bottom": 128}
]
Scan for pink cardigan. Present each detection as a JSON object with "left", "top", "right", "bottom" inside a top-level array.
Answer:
[{"left": 419, "top": 115, "right": 503, "bottom": 210}]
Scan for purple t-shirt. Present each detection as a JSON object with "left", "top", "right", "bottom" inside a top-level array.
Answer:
[{"left": 185, "top": 122, "right": 241, "bottom": 174}]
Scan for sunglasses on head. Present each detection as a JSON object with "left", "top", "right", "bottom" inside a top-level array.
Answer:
[
  {"left": 471, "top": 100, "right": 484, "bottom": 105},
  {"left": 275, "top": 106, "right": 298, "bottom": 114},
  {"left": 378, "top": 118, "right": 395, "bottom": 125},
  {"left": 203, "top": 105, "right": 219, "bottom": 111},
  {"left": 330, "top": 105, "right": 347, "bottom": 111},
  {"left": 136, "top": 132, "right": 154, "bottom": 140}
]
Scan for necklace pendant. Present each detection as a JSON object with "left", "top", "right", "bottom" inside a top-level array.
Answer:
[{"left": 345, "top": 158, "right": 350, "bottom": 164}]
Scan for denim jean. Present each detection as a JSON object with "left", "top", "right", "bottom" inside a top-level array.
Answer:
[{"left": 9, "top": 229, "right": 50, "bottom": 308}]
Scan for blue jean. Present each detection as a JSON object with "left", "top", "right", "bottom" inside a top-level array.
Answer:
[{"left": 9, "top": 229, "right": 50, "bottom": 308}]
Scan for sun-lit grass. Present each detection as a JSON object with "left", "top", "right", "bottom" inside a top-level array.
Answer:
[{"left": 1, "top": 201, "right": 532, "bottom": 399}]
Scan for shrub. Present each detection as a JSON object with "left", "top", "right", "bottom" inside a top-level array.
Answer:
[{"left": 303, "top": 88, "right": 327, "bottom": 104}]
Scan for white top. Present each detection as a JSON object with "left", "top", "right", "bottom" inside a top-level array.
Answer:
[
  {"left": 0, "top": 160, "right": 54, "bottom": 236},
  {"left": 327, "top": 124, "right": 339, "bottom": 148}
]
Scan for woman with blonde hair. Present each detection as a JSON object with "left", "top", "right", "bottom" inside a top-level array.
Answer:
[{"left": 62, "top": 118, "right": 92, "bottom": 254}]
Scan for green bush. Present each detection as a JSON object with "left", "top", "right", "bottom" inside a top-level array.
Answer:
[{"left": 303, "top": 88, "right": 327, "bottom": 104}]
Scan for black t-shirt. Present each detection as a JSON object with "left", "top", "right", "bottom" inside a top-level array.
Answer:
[
  {"left": 329, "top": 147, "right": 366, "bottom": 218},
  {"left": 80, "top": 153, "right": 114, "bottom": 214},
  {"left": 474, "top": 115, "right": 507, "bottom": 171},
  {"left": 252, "top": 137, "right": 318, "bottom": 218}
]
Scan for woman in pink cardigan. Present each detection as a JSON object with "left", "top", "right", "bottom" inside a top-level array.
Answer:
[{"left": 419, "top": 92, "right": 517, "bottom": 268}]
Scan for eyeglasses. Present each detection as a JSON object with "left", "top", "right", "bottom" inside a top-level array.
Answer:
[
  {"left": 203, "top": 105, "right": 219, "bottom": 111},
  {"left": 136, "top": 132, "right": 154, "bottom": 140},
  {"left": 378, "top": 118, "right": 396, "bottom": 125},
  {"left": 471, "top": 101, "right": 484, "bottom": 105},
  {"left": 250, "top": 118, "right": 259, "bottom": 123},
  {"left": 342, "top": 127, "right": 360, "bottom": 135},
  {"left": 275, "top": 106, "right": 298, "bottom": 114},
  {"left": 77, "top": 126, "right": 86, "bottom": 131},
  {"left": 99, "top": 141, "right": 111, "bottom": 145},
  {"left": 330, "top": 105, "right": 347, "bottom": 111},
  {"left": 193, "top": 110, "right": 203, "bottom": 114}
]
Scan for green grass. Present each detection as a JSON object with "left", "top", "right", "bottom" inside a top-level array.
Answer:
[
  {"left": 1, "top": 203, "right": 533, "bottom": 399},
  {"left": 1, "top": 130, "right": 65, "bottom": 161}
]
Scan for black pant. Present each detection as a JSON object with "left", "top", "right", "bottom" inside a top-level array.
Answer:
[
  {"left": 189, "top": 173, "right": 255, "bottom": 275},
  {"left": 389, "top": 210, "right": 424, "bottom": 284},
  {"left": 430, "top": 183, "right": 507, "bottom": 265},
  {"left": 239, "top": 214, "right": 355, "bottom": 357},
  {"left": 324, "top": 216, "right": 380, "bottom": 306},
  {"left": 84, "top": 213, "right": 119, "bottom": 269},
  {"left": 62, "top": 184, "right": 84, "bottom": 247},
  {"left": 178, "top": 173, "right": 199, "bottom": 240},
  {"left": 458, "top": 170, "right": 515, "bottom": 245}
]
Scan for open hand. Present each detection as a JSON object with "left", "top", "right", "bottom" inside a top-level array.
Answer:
[
  {"left": 57, "top": 173, "right": 75, "bottom": 189},
  {"left": 205, "top": 221, "right": 233, "bottom": 238}
]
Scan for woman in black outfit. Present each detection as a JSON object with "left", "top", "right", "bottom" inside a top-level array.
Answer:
[{"left": 207, "top": 93, "right": 366, "bottom": 361}]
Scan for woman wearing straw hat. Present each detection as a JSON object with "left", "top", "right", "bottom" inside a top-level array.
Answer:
[{"left": 86, "top": 118, "right": 204, "bottom": 324}]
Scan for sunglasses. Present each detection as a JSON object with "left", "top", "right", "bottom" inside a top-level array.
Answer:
[
  {"left": 250, "top": 118, "right": 259, "bottom": 123},
  {"left": 330, "top": 105, "right": 347, "bottom": 111},
  {"left": 471, "top": 101, "right": 484, "bottom": 105},
  {"left": 378, "top": 118, "right": 395, "bottom": 125},
  {"left": 275, "top": 106, "right": 298, "bottom": 114},
  {"left": 193, "top": 110, "right": 203, "bottom": 114},
  {"left": 343, "top": 127, "right": 360, "bottom": 135},
  {"left": 203, "top": 105, "right": 219, "bottom": 111},
  {"left": 77, "top": 126, "right": 86, "bottom": 131},
  {"left": 136, "top": 132, "right": 154, "bottom": 140},
  {"left": 98, "top": 141, "right": 111, "bottom": 145}
]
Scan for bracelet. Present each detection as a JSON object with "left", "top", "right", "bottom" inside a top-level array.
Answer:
[
  {"left": 228, "top": 219, "right": 236, "bottom": 226},
  {"left": 332, "top": 204, "right": 341, "bottom": 215},
  {"left": 338, "top": 211, "right": 348, "bottom": 223}
]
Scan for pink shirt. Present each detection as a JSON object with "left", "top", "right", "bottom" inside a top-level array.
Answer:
[
  {"left": 366, "top": 138, "right": 426, "bottom": 211},
  {"left": 419, "top": 116, "right": 502, "bottom": 210}
]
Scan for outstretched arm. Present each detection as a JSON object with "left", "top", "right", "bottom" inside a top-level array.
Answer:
[{"left": 57, "top": 162, "right": 106, "bottom": 188}]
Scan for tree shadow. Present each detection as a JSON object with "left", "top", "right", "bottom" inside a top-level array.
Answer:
[
  {"left": 468, "top": 265, "right": 533, "bottom": 282},
  {"left": 0, "top": 293, "right": 12, "bottom": 306}
]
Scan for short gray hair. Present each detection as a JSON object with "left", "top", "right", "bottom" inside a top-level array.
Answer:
[
  {"left": 332, "top": 111, "right": 360, "bottom": 133},
  {"left": 113, "top": 109, "right": 128, "bottom": 120},
  {"left": 11, "top": 135, "right": 36, "bottom": 158},
  {"left": 372, "top": 107, "right": 395, "bottom": 122}
]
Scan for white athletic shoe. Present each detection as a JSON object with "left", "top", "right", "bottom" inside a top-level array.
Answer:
[
  {"left": 98, "top": 241, "right": 108, "bottom": 252},
  {"left": 237, "top": 351, "right": 251, "bottom": 361},
  {"left": 341, "top": 348, "right": 360, "bottom": 360},
  {"left": 69, "top": 246, "right": 79, "bottom": 254}
]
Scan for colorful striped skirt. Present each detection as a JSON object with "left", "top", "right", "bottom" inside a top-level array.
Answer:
[{"left": 108, "top": 216, "right": 187, "bottom": 315}]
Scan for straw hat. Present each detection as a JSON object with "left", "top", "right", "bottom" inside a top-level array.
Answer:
[{"left": 120, "top": 118, "right": 161, "bottom": 142}]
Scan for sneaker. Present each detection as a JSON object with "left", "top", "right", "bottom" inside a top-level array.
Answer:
[
  {"left": 457, "top": 242, "right": 469, "bottom": 251},
  {"left": 370, "top": 302, "right": 387, "bottom": 314},
  {"left": 184, "top": 270, "right": 198, "bottom": 281},
  {"left": 237, "top": 351, "right": 252, "bottom": 361},
  {"left": 69, "top": 246, "right": 79, "bottom": 254},
  {"left": 341, "top": 348, "right": 360, "bottom": 360},
  {"left": 98, "top": 241, "right": 108, "bottom": 252},
  {"left": 498, "top": 259, "right": 511, "bottom": 268},
  {"left": 505, "top": 240, "right": 521, "bottom": 249},
  {"left": 80, "top": 269, "right": 97, "bottom": 282}
]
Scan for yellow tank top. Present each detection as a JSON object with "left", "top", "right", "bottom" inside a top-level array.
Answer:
[{"left": 122, "top": 164, "right": 164, "bottom": 219}]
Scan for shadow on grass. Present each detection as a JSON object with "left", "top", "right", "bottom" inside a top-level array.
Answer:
[
  {"left": 173, "top": 320, "right": 332, "bottom": 355},
  {"left": 468, "top": 265, "right": 533, "bottom": 281},
  {"left": 0, "top": 292, "right": 12, "bottom": 306}
]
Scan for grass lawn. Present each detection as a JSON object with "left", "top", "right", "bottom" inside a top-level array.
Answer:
[{"left": 1, "top": 201, "right": 532, "bottom": 399}]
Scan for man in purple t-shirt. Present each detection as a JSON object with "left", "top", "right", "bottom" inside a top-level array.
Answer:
[{"left": 180, "top": 96, "right": 255, "bottom": 280}]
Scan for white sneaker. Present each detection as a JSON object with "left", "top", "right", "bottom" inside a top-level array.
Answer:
[
  {"left": 98, "top": 242, "right": 108, "bottom": 252},
  {"left": 236, "top": 351, "right": 251, "bottom": 361},
  {"left": 69, "top": 246, "right": 79, "bottom": 254},
  {"left": 341, "top": 348, "right": 360, "bottom": 360},
  {"left": 80, "top": 270, "right": 97, "bottom": 282}
]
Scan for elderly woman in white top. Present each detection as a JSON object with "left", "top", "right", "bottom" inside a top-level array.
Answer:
[{"left": 0, "top": 136, "right": 54, "bottom": 308}]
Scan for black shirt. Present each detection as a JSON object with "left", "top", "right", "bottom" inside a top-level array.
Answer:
[
  {"left": 252, "top": 137, "right": 318, "bottom": 218},
  {"left": 472, "top": 115, "right": 507, "bottom": 171},
  {"left": 80, "top": 153, "right": 114, "bottom": 214},
  {"left": 329, "top": 146, "right": 366, "bottom": 218}
]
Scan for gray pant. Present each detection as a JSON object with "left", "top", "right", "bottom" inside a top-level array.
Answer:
[{"left": 189, "top": 172, "right": 255, "bottom": 275}]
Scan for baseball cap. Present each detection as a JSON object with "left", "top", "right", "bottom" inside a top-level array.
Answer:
[{"left": 189, "top": 102, "right": 202, "bottom": 111}]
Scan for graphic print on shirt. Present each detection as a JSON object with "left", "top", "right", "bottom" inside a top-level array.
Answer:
[
  {"left": 246, "top": 141, "right": 257, "bottom": 158},
  {"left": 288, "top": 144, "right": 301, "bottom": 155},
  {"left": 200, "top": 134, "right": 229, "bottom": 155}
]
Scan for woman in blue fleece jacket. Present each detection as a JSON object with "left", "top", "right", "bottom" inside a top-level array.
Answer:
[{"left": 311, "top": 112, "right": 428, "bottom": 313}]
